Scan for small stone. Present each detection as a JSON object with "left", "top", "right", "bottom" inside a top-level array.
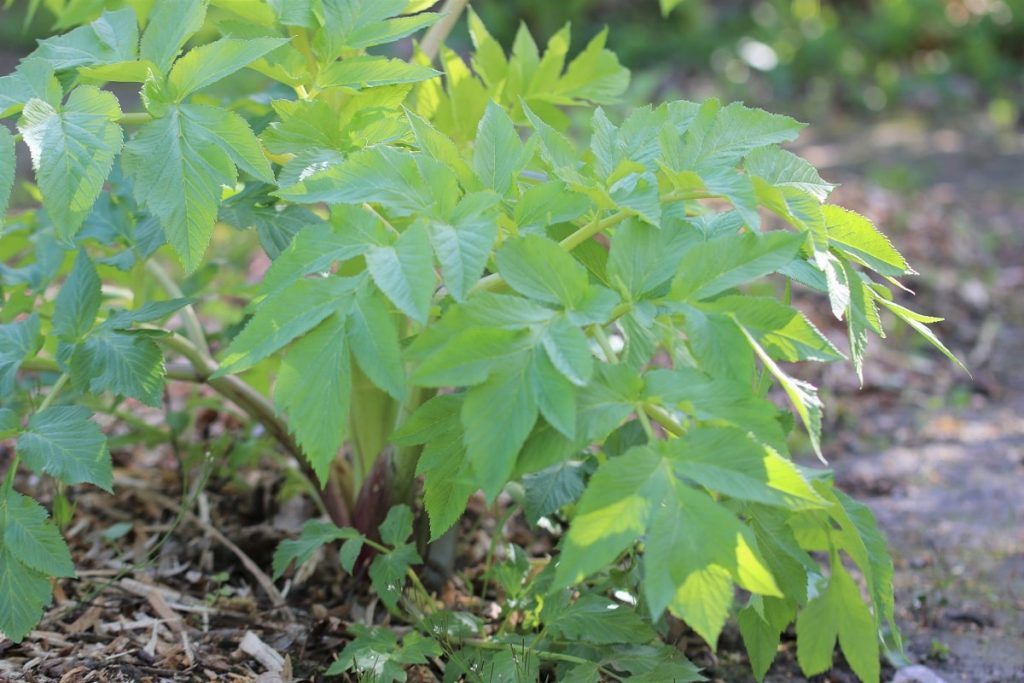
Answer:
[{"left": 892, "top": 664, "right": 948, "bottom": 683}]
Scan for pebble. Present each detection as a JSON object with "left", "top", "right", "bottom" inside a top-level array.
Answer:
[{"left": 892, "top": 665, "right": 948, "bottom": 683}]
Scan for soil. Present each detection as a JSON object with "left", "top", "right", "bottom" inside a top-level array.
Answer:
[{"left": 1, "top": 57, "right": 1023, "bottom": 680}]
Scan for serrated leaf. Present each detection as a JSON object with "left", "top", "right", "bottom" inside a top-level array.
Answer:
[
  {"left": 18, "top": 87, "right": 123, "bottom": 240},
  {"left": 555, "top": 446, "right": 667, "bottom": 587},
  {"left": 272, "top": 519, "right": 361, "bottom": 579},
  {"left": 497, "top": 235, "right": 589, "bottom": 308},
  {"left": 683, "top": 100, "right": 805, "bottom": 173},
  {"left": 711, "top": 295, "right": 845, "bottom": 362},
  {"left": 366, "top": 223, "right": 435, "bottom": 324},
  {"left": 741, "top": 325, "right": 825, "bottom": 462},
  {"left": 17, "top": 406, "right": 112, "bottom": 491},
  {"left": 369, "top": 543, "right": 420, "bottom": 611},
  {"left": 670, "top": 231, "right": 804, "bottom": 301},
  {"left": 379, "top": 504, "right": 414, "bottom": 547},
  {"left": 68, "top": 330, "right": 166, "bottom": 406},
  {"left": 530, "top": 349, "right": 577, "bottom": 439},
  {"left": 139, "top": 0, "right": 208, "bottom": 74},
  {"left": 541, "top": 315, "right": 594, "bottom": 386},
  {"left": 0, "top": 314, "right": 43, "bottom": 395},
  {"left": 576, "top": 363, "right": 644, "bottom": 443},
  {"left": 0, "top": 546, "right": 53, "bottom": 642},
  {"left": 745, "top": 145, "right": 835, "bottom": 202},
  {"left": 874, "top": 295, "right": 968, "bottom": 374},
  {"left": 824, "top": 205, "right": 909, "bottom": 277},
  {"left": 169, "top": 37, "right": 287, "bottom": 99},
  {"left": 217, "top": 276, "right": 359, "bottom": 375},
  {"left": 347, "top": 283, "right": 405, "bottom": 400},
  {"left": 414, "top": 403, "right": 477, "bottom": 540},
  {"left": 522, "top": 461, "right": 584, "bottom": 524},
  {"left": 607, "top": 219, "right": 692, "bottom": 299},
  {"left": 1, "top": 489, "right": 75, "bottom": 578},
  {"left": 461, "top": 362, "right": 538, "bottom": 499},
  {"left": 53, "top": 251, "right": 101, "bottom": 342},
  {"left": 275, "top": 315, "right": 350, "bottom": 485},
  {"left": 174, "top": 104, "right": 275, "bottom": 182},
  {"left": 0, "top": 126, "right": 15, "bottom": 219},
  {"left": 0, "top": 59, "right": 62, "bottom": 118},
  {"left": 549, "top": 594, "right": 656, "bottom": 645},
  {"left": 411, "top": 326, "right": 530, "bottom": 388},
  {"left": 429, "top": 192, "right": 500, "bottom": 302},
  {"left": 30, "top": 8, "right": 138, "bottom": 71},
  {"left": 474, "top": 101, "right": 529, "bottom": 196},
  {"left": 317, "top": 56, "right": 438, "bottom": 90}
]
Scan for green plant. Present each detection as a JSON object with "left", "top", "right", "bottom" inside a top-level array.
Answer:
[{"left": 0, "top": 1, "right": 962, "bottom": 680}]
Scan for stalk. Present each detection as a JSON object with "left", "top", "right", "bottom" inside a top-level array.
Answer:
[{"left": 420, "top": 0, "right": 472, "bottom": 62}]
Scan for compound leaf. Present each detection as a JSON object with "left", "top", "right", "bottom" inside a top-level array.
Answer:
[
  {"left": 497, "top": 235, "right": 589, "bottom": 308},
  {"left": 169, "top": 37, "right": 287, "bottom": 99},
  {"left": 365, "top": 223, "right": 435, "bottom": 324},
  {"left": 68, "top": 329, "right": 166, "bottom": 406},
  {"left": 1, "top": 489, "right": 75, "bottom": 578},
  {"left": 17, "top": 406, "right": 112, "bottom": 491},
  {"left": 0, "top": 546, "right": 54, "bottom": 643}
]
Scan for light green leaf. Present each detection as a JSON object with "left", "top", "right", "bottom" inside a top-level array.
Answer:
[
  {"left": 576, "top": 363, "right": 644, "bottom": 443},
  {"left": 684, "top": 100, "right": 805, "bottom": 173},
  {"left": 0, "top": 546, "right": 54, "bottom": 642},
  {"left": 665, "top": 427, "right": 825, "bottom": 509},
  {"left": 18, "top": 87, "right": 123, "bottom": 240},
  {"left": 316, "top": 56, "right": 438, "bottom": 90},
  {"left": 379, "top": 504, "right": 414, "bottom": 547},
  {"left": 366, "top": 223, "right": 435, "bottom": 323},
  {"left": 429, "top": 192, "right": 500, "bottom": 302},
  {"left": 260, "top": 216, "right": 377, "bottom": 296},
  {"left": 607, "top": 219, "right": 692, "bottom": 299},
  {"left": 275, "top": 315, "right": 351, "bottom": 485},
  {"left": 530, "top": 349, "right": 577, "bottom": 439},
  {"left": 217, "top": 276, "right": 359, "bottom": 375},
  {"left": 0, "top": 120, "right": 16, "bottom": 219},
  {"left": 670, "top": 231, "right": 805, "bottom": 301},
  {"left": 548, "top": 594, "right": 657, "bottom": 645},
  {"left": 168, "top": 37, "right": 287, "bottom": 99},
  {"left": 474, "top": 101, "right": 529, "bottom": 196},
  {"left": 347, "top": 283, "right": 405, "bottom": 400},
  {"left": 839, "top": 257, "right": 884, "bottom": 383},
  {"left": 497, "top": 235, "right": 589, "bottom": 308},
  {"left": 741, "top": 325, "right": 825, "bottom": 461},
  {"left": 53, "top": 251, "right": 101, "bottom": 342},
  {"left": 824, "top": 205, "right": 910, "bottom": 276},
  {"left": 542, "top": 315, "right": 594, "bottom": 386},
  {"left": 0, "top": 315, "right": 43, "bottom": 395},
  {"left": 874, "top": 295, "right": 968, "bottom": 373},
  {"left": 711, "top": 295, "right": 845, "bottom": 362},
  {"left": 660, "top": 0, "right": 684, "bottom": 14},
  {"left": 30, "top": 8, "right": 138, "bottom": 71},
  {"left": 0, "top": 58, "right": 62, "bottom": 118},
  {"left": 555, "top": 446, "right": 668, "bottom": 587},
  {"left": 68, "top": 330, "right": 166, "bottom": 406},
  {"left": 17, "top": 406, "right": 112, "bottom": 491},
  {"left": 522, "top": 460, "right": 584, "bottom": 523},
  {"left": 461, "top": 362, "right": 538, "bottom": 499},
  {"left": 410, "top": 397, "right": 477, "bottom": 540},
  {"left": 411, "top": 327, "right": 530, "bottom": 388},
  {"left": 1, "top": 489, "right": 75, "bottom": 578},
  {"left": 369, "top": 543, "right": 420, "bottom": 611},
  {"left": 745, "top": 146, "right": 835, "bottom": 202},
  {"left": 272, "top": 519, "right": 361, "bottom": 579},
  {"left": 172, "top": 104, "right": 275, "bottom": 182},
  {"left": 139, "top": 0, "right": 208, "bottom": 74}
]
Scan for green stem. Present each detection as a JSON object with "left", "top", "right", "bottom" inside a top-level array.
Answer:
[
  {"left": 117, "top": 112, "right": 151, "bottom": 126},
  {"left": 420, "top": 0, "right": 471, "bottom": 62},
  {"left": 636, "top": 407, "right": 657, "bottom": 441},
  {"left": 643, "top": 403, "right": 686, "bottom": 437},
  {"left": 461, "top": 639, "right": 624, "bottom": 678},
  {"left": 145, "top": 260, "right": 210, "bottom": 355},
  {"left": 37, "top": 372, "right": 70, "bottom": 413},
  {"left": 590, "top": 325, "right": 618, "bottom": 364}
]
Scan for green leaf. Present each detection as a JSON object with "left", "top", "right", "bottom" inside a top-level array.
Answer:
[
  {"left": 68, "top": 330, "right": 166, "bottom": 406},
  {"left": 259, "top": 215, "right": 376, "bottom": 296},
  {"left": 0, "top": 126, "right": 14, "bottom": 220},
  {"left": 411, "top": 327, "right": 530, "bottom": 388},
  {"left": 530, "top": 349, "right": 578, "bottom": 439},
  {"left": 0, "top": 59, "right": 62, "bottom": 118},
  {"left": 741, "top": 326, "right": 825, "bottom": 461},
  {"left": 172, "top": 104, "right": 275, "bottom": 182},
  {"left": 53, "top": 251, "right": 101, "bottom": 342},
  {"left": 326, "top": 624, "right": 440, "bottom": 681},
  {"left": 30, "top": 8, "right": 138, "bottom": 71},
  {"left": 428, "top": 192, "right": 500, "bottom": 302},
  {"left": 670, "top": 231, "right": 805, "bottom": 301},
  {"left": 738, "top": 598, "right": 794, "bottom": 682},
  {"left": 522, "top": 461, "right": 585, "bottom": 523},
  {"left": 316, "top": 56, "right": 439, "bottom": 90},
  {"left": 366, "top": 223, "right": 435, "bottom": 324},
  {"left": 838, "top": 257, "right": 883, "bottom": 383},
  {"left": 17, "top": 406, "right": 112, "bottom": 491},
  {"left": 603, "top": 644, "right": 704, "bottom": 682},
  {"left": 710, "top": 295, "right": 845, "bottom": 362},
  {"left": 474, "top": 101, "right": 529, "bottom": 196},
  {"left": 0, "top": 546, "right": 54, "bottom": 642},
  {"left": 320, "top": 0, "right": 438, "bottom": 53},
  {"left": 607, "top": 219, "right": 692, "bottom": 299},
  {"left": 745, "top": 146, "right": 835, "bottom": 202},
  {"left": 664, "top": 427, "right": 825, "bottom": 509},
  {"left": 542, "top": 315, "right": 594, "bottom": 386},
  {"left": 272, "top": 519, "right": 361, "bottom": 579},
  {"left": 379, "top": 504, "right": 414, "bottom": 547},
  {"left": 549, "top": 594, "right": 656, "bottom": 645},
  {"left": 682, "top": 100, "right": 805, "bottom": 173},
  {"left": 462, "top": 362, "right": 538, "bottom": 499},
  {"left": 497, "top": 235, "right": 590, "bottom": 308},
  {"left": 217, "top": 276, "right": 359, "bottom": 375},
  {"left": 139, "top": 0, "right": 208, "bottom": 74},
  {"left": 18, "top": 86, "right": 123, "bottom": 240},
  {"left": 0, "top": 314, "right": 43, "bottom": 395},
  {"left": 644, "top": 485, "right": 781, "bottom": 646},
  {"left": 277, "top": 146, "right": 459, "bottom": 218},
  {"left": 168, "top": 37, "right": 287, "bottom": 99},
  {"left": 411, "top": 397, "right": 477, "bottom": 540},
  {"left": 873, "top": 295, "right": 968, "bottom": 374},
  {"left": 576, "top": 363, "right": 644, "bottom": 443},
  {"left": 824, "top": 206, "right": 910, "bottom": 276},
  {"left": 1, "top": 489, "right": 75, "bottom": 578},
  {"left": 369, "top": 543, "right": 420, "bottom": 611},
  {"left": 347, "top": 283, "right": 405, "bottom": 400},
  {"left": 274, "top": 315, "right": 351, "bottom": 485},
  {"left": 555, "top": 446, "right": 667, "bottom": 587}
]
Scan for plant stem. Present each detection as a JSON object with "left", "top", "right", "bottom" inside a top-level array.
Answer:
[
  {"left": 117, "top": 112, "right": 151, "bottom": 126},
  {"left": 145, "top": 260, "right": 210, "bottom": 355},
  {"left": 420, "top": 0, "right": 471, "bottom": 62},
  {"left": 643, "top": 403, "right": 686, "bottom": 437},
  {"left": 590, "top": 324, "right": 619, "bottom": 364},
  {"left": 37, "top": 372, "right": 70, "bottom": 413},
  {"left": 461, "top": 638, "right": 624, "bottom": 678}
]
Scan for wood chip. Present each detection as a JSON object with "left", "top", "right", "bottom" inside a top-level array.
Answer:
[
  {"left": 65, "top": 605, "right": 104, "bottom": 634},
  {"left": 238, "top": 631, "right": 285, "bottom": 673}
]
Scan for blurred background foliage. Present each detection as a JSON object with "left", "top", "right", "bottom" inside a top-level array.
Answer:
[{"left": 3, "top": 0, "right": 1021, "bottom": 126}]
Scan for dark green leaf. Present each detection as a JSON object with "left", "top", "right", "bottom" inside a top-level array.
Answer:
[{"left": 17, "top": 406, "right": 112, "bottom": 491}]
